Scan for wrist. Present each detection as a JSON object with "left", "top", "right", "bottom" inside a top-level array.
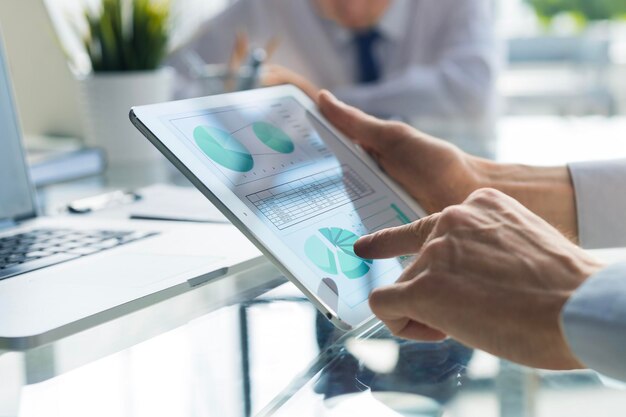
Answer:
[
  {"left": 475, "top": 159, "right": 529, "bottom": 191},
  {"left": 474, "top": 160, "right": 578, "bottom": 240},
  {"left": 468, "top": 156, "right": 498, "bottom": 190}
]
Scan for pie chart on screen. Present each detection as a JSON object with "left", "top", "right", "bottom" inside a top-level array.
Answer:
[
  {"left": 252, "top": 121, "right": 295, "bottom": 154},
  {"left": 305, "top": 227, "right": 373, "bottom": 279},
  {"left": 194, "top": 125, "right": 254, "bottom": 172}
]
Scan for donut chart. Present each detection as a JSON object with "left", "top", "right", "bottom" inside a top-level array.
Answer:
[
  {"left": 305, "top": 228, "right": 373, "bottom": 279},
  {"left": 252, "top": 121, "right": 295, "bottom": 154},
  {"left": 194, "top": 125, "right": 254, "bottom": 172}
]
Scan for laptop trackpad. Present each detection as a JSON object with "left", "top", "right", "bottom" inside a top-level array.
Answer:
[{"left": 54, "top": 253, "right": 218, "bottom": 288}]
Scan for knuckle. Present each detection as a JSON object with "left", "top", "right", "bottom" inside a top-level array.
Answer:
[
  {"left": 414, "top": 270, "right": 438, "bottom": 292},
  {"left": 408, "top": 270, "right": 441, "bottom": 309},
  {"left": 468, "top": 187, "right": 501, "bottom": 204},
  {"left": 370, "top": 288, "right": 382, "bottom": 306},
  {"left": 419, "top": 237, "right": 459, "bottom": 273},
  {"left": 408, "top": 220, "right": 429, "bottom": 242},
  {"left": 439, "top": 205, "right": 468, "bottom": 228},
  {"left": 410, "top": 271, "right": 451, "bottom": 324},
  {"left": 419, "top": 236, "right": 448, "bottom": 260},
  {"left": 387, "top": 121, "right": 413, "bottom": 137},
  {"left": 368, "top": 287, "right": 384, "bottom": 308},
  {"left": 368, "top": 287, "right": 391, "bottom": 314}
]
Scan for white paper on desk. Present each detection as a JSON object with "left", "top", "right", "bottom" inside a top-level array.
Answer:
[{"left": 131, "top": 184, "right": 229, "bottom": 223}]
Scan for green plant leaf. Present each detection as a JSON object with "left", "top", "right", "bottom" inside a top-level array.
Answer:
[{"left": 77, "top": 0, "right": 170, "bottom": 72}]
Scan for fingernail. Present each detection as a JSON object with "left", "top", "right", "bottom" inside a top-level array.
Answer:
[{"left": 353, "top": 235, "right": 370, "bottom": 257}]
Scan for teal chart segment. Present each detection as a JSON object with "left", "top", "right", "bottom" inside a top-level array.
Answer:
[
  {"left": 194, "top": 125, "right": 254, "bottom": 172},
  {"left": 252, "top": 122, "right": 295, "bottom": 154},
  {"left": 305, "top": 228, "right": 373, "bottom": 279}
]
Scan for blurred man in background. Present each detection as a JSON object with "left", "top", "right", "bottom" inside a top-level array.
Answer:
[{"left": 169, "top": 0, "right": 499, "bottom": 148}]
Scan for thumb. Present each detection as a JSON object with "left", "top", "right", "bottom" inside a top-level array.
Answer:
[
  {"left": 318, "top": 90, "right": 386, "bottom": 150},
  {"left": 354, "top": 213, "right": 440, "bottom": 259}
]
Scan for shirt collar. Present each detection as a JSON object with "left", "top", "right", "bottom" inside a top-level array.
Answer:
[
  {"left": 377, "top": 0, "right": 410, "bottom": 42},
  {"left": 321, "top": 0, "right": 410, "bottom": 45}
]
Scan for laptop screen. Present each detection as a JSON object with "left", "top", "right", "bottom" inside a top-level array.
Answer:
[{"left": 0, "top": 33, "right": 36, "bottom": 222}]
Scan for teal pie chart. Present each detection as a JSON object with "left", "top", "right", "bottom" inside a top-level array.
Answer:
[
  {"left": 252, "top": 122, "right": 295, "bottom": 154},
  {"left": 305, "top": 228, "right": 373, "bottom": 279},
  {"left": 194, "top": 125, "right": 254, "bottom": 172}
]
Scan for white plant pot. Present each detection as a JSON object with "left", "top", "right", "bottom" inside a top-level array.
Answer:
[{"left": 79, "top": 67, "right": 174, "bottom": 163}]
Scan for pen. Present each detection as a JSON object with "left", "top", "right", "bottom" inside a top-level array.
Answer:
[
  {"left": 226, "top": 31, "right": 249, "bottom": 92},
  {"left": 237, "top": 47, "right": 267, "bottom": 91},
  {"left": 67, "top": 190, "right": 142, "bottom": 214},
  {"left": 265, "top": 36, "right": 281, "bottom": 61}
]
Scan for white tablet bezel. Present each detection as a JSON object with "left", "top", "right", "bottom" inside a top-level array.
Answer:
[{"left": 130, "top": 85, "right": 426, "bottom": 329}]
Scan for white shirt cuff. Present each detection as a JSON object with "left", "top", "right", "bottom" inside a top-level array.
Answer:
[
  {"left": 561, "top": 262, "right": 626, "bottom": 382},
  {"left": 568, "top": 159, "right": 626, "bottom": 249}
]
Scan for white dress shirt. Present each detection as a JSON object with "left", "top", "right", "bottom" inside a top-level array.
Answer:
[
  {"left": 569, "top": 159, "right": 626, "bottom": 249},
  {"left": 562, "top": 160, "right": 626, "bottom": 381},
  {"left": 168, "top": 0, "right": 498, "bottom": 123}
]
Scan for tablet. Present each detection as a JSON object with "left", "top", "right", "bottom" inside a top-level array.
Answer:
[{"left": 130, "top": 85, "right": 426, "bottom": 329}]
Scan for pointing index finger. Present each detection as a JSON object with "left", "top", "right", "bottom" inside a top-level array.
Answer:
[{"left": 354, "top": 213, "right": 440, "bottom": 259}]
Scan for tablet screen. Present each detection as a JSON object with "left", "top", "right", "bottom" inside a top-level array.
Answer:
[{"left": 136, "top": 91, "right": 422, "bottom": 327}]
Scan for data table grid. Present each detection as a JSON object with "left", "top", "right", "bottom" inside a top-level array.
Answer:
[{"left": 246, "top": 166, "right": 374, "bottom": 230}]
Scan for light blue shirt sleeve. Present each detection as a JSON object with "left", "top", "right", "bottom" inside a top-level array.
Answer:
[
  {"left": 568, "top": 159, "right": 626, "bottom": 249},
  {"left": 562, "top": 262, "right": 626, "bottom": 382}
]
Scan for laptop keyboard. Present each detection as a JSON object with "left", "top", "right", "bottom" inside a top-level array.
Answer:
[{"left": 0, "top": 228, "right": 159, "bottom": 281}]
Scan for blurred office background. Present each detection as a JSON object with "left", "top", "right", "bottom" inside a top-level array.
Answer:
[
  {"left": 36, "top": 0, "right": 626, "bottom": 118},
  {"left": 2, "top": 1, "right": 626, "bottom": 417},
  {"left": 2, "top": 0, "right": 626, "bottom": 159}
]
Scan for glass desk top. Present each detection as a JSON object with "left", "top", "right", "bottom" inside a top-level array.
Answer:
[
  {"left": 4, "top": 282, "right": 626, "bottom": 417},
  {"left": 3, "top": 116, "right": 626, "bottom": 416}
]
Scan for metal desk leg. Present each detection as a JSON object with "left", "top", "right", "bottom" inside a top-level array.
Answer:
[
  {"left": 0, "top": 352, "right": 25, "bottom": 417},
  {"left": 496, "top": 360, "right": 539, "bottom": 417},
  {"left": 238, "top": 305, "right": 252, "bottom": 417}
]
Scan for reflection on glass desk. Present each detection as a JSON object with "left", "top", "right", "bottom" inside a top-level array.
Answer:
[
  {"left": 261, "top": 313, "right": 626, "bottom": 417},
  {"left": 6, "top": 282, "right": 626, "bottom": 417},
  {"left": 264, "top": 322, "right": 471, "bottom": 417}
]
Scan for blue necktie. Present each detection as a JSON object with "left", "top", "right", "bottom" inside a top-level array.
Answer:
[{"left": 354, "top": 29, "right": 381, "bottom": 84}]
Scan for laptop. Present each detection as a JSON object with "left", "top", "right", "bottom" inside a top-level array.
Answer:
[{"left": 0, "top": 32, "right": 266, "bottom": 350}]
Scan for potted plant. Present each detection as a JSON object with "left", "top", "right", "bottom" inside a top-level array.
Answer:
[{"left": 78, "top": 0, "right": 173, "bottom": 163}]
